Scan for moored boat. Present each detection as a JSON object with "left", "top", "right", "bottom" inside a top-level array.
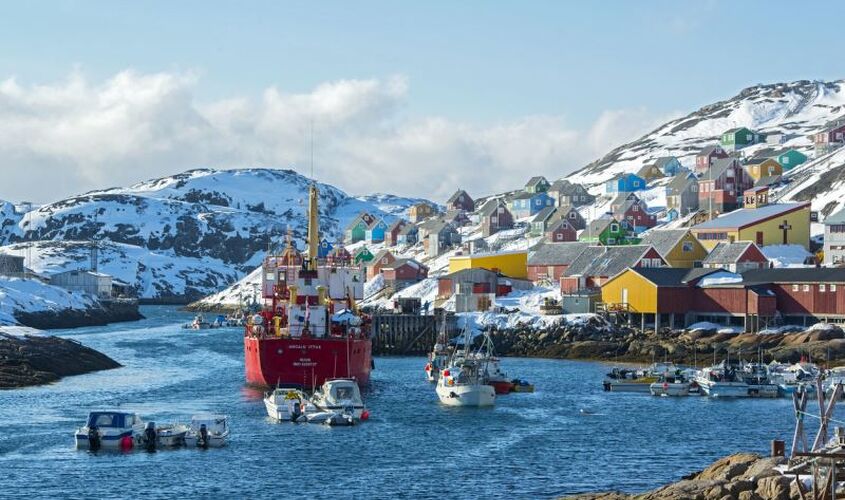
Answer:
[
  {"left": 156, "top": 423, "right": 190, "bottom": 447},
  {"left": 436, "top": 360, "right": 497, "bottom": 407},
  {"left": 310, "top": 378, "right": 368, "bottom": 420},
  {"left": 75, "top": 411, "right": 145, "bottom": 450},
  {"left": 184, "top": 414, "right": 229, "bottom": 448},
  {"left": 264, "top": 387, "right": 315, "bottom": 421},
  {"left": 649, "top": 373, "right": 690, "bottom": 397}
]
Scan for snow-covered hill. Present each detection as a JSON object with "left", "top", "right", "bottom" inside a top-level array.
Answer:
[{"left": 0, "top": 168, "right": 432, "bottom": 300}]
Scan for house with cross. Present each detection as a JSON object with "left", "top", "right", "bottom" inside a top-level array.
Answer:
[{"left": 690, "top": 201, "right": 811, "bottom": 250}]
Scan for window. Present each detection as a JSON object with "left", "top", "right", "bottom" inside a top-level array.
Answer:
[
  {"left": 633, "top": 205, "right": 639, "bottom": 212},
  {"left": 607, "top": 238, "right": 616, "bottom": 244},
  {"left": 821, "top": 284, "right": 827, "bottom": 292},
  {"left": 792, "top": 284, "right": 799, "bottom": 292},
  {"left": 682, "top": 241, "right": 693, "bottom": 252},
  {"left": 783, "top": 157, "right": 790, "bottom": 164},
  {"left": 556, "top": 233, "right": 563, "bottom": 241},
  {"left": 833, "top": 284, "right": 838, "bottom": 292},
  {"left": 746, "top": 133, "right": 752, "bottom": 142},
  {"left": 610, "top": 224, "right": 619, "bottom": 232},
  {"left": 569, "top": 212, "right": 576, "bottom": 219},
  {"left": 633, "top": 181, "right": 640, "bottom": 187},
  {"left": 803, "top": 284, "right": 810, "bottom": 292}
]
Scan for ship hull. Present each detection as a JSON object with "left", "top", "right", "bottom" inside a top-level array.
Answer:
[{"left": 245, "top": 336, "right": 372, "bottom": 389}]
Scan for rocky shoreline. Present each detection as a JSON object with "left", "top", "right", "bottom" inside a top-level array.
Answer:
[
  {"left": 489, "top": 316, "right": 845, "bottom": 366},
  {"left": 0, "top": 332, "right": 121, "bottom": 389},
  {"left": 13, "top": 301, "right": 144, "bottom": 330},
  {"left": 565, "top": 453, "right": 795, "bottom": 500}
]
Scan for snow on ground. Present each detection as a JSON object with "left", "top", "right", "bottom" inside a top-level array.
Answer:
[
  {"left": 196, "top": 266, "right": 263, "bottom": 308},
  {"left": 687, "top": 321, "right": 743, "bottom": 334},
  {"left": 0, "top": 277, "right": 98, "bottom": 325},
  {"left": 0, "top": 325, "right": 44, "bottom": 339},
  {"left": 761, "top": 244, "right": 813, "bottom": 268},
  {"left": 758, "top": 325, "right": 804, "bottom": 335},
  {"left": 364, "top": 274, "right": 384, "bottom": 298},
  {"left": 808, "top": 322, "right": 839, "bottom": 331}
]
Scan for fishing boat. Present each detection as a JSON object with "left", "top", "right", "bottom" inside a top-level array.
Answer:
[
  {"left": 649, "top": 373, "right": 690, "bottom": 397},
  {"left": 74, "top": 411, "right": 146, "bottom": 450},
  {"left": 768, "top": 360, "right": 819, "bottom": 396},
  {"left": 264, "top": 387, "right": 315, "bottom": 421},
  {"left": 310, "top": 378, "right": 368, "bottom": 420},
  {"left": 156, "top": 423, "right": 190, "bottom": 447},
  {"left": 184, "top": 414, "right": 229, "bottom": 448},
  {"left": 243, "top": 183, "right": 371, "bottom": 389},
  {"left": 436, "top": 327, "right": 496, "bottom": 407},
  {"left": 602, "top": 368, "right": 657, "bottom": 393},
  {"left": 695, "top": 361, "right": 778, "bottom": 398},
  {"left": 184, "top": 314, "right": 216, "bottom": 330},
  {"left": 425, "top": 315, "right": 452, "bottom": 383}
]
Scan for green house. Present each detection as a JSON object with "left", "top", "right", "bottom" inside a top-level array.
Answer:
[
  {"left": 777, "top": 149, "right": 808, "bottom": 171},
  {"left": 353, "top": 247, "right": 374, "bottom": 264},
  {"left": 580, "top": 217, "right": 627, "bottom": 245},
  {"left": 720, "top": 127, "right": 762, "bottom": 150}
]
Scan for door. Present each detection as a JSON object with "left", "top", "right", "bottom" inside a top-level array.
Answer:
[
  {"left": 756, "top": 231, "right": 763, "bottom": 245},
  {"left": 621, "top": 288, "right": 628, "bottom": 306}
]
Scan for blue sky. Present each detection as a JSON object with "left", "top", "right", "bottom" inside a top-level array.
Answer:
[{"left": 0, "top": 1, "right": 843, "bottom": 201}]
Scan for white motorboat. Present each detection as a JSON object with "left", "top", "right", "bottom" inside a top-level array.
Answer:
[
  {"left": 602, "top": 368, "right": 657, "bottom": 393},
  {"left": 156, "top": 423, "right": 190, "bottom": 447},
  {"left": 649, "top": 374, "right": 690, "bottom": 397},
  {"left": 305, "top": 410, "right": 356, "bottom": 426},
  {"left": 75, "top": 411, "right": 145, "bottom": 450},
  {"left": 311, "top": 379, "right": 368, "bottom": 420},
  {"left": 184, "top": 414, "right": 229, "bottom": 448},
  {"left": 264, "top": 387, "right": 316, "bottom": 422},
  {"left": 695, "top": 361, "right": 778, "bottom": 398}
]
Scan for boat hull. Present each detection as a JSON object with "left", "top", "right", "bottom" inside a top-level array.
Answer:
[
  {"left": 488, "top": 380, "right": 514, "bottom": 395},
  {"left": 649, "top": 382, "right": 690, "bottom": 397},
  {"left": 244, "top": 336, "right": 372, "bottom": 389},
  {"left": 606, "top": 381, "right": 653, "bottom": 393},
  {"left": 436, "top": 384, "right": 496, "bottom": 407}
]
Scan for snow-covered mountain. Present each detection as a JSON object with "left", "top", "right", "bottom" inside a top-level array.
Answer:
[{"left": 0, "top": 168, "right": 432, "bottom": 301}]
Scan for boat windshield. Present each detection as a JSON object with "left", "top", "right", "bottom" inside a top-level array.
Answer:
[{"left": 87, "top": 412, "right": 128, "bottom": 428}]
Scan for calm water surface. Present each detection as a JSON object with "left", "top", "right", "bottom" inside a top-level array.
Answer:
[{"left": 0, "top": 306, "right": 818, "bottom": 499}]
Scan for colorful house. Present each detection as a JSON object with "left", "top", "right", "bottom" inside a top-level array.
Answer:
[
  {"left": 317, "top": 238, "right": 333, "bottom": 259},
  {"left": 653, "top": 156, "right": 683, "bottom": 177},
  {"left": 448, "top": 250, "right": 529, "bottom": 279},
  {"left": 691, "top": 202, "right": 811, "bottom": 250},
  {"left": 666, "top": 174, "right": 699, "bottom": 216},
  {"left": 605, "top": 173, "right": 647, "bottom": 194},
  {"left": 698, "top": 158, "right": 753, "bottom": 214},
  {"left": 380, "top": 258, "right": 429, "bottom": 291},
  {"left": 385, "top": 219, "right": 408, "bottom": 246},
  {"left": 479, "top": 199, "right": 514, "bottom": 237},
  {"left": 702, "top": 242, "right": 769, "bottom": 273},
  {"left": 396, "top": 224, "right": 418, "bottom": 245},
  {"left": 365, "top": 218, "right": 389, "bottom": 243},
  {"left": 558, "top": 205, "right": 586, "bottom": 231},
  {"left": 367, "top": 249, "right": 397, "bottom": 280},
  {"left": 425, "top": 221, "right": 461, "bottom": 258},
  {"left": 530, "top": 207, "right": 560, "bottom": 236},
  {"left": 580, "top": 216, "right": 627, "bottom": 245},
  {"left": 813, "top": 116, "right": 845, "bottom": 155},
  {"left": 344, "top": 212, "right": 376, "bottom": 243},
  {"left": 446, "top": 189, "right": 474, "bottom": 212},
  {"left": 775, "top": 149, "right": 808, "bottom": 171},
  {"left": 636, "top": 163, "right": 665, "bottom": 181},
  {"left": 527, "top": 242, "right": 589, "bottom": 282},
  {"left": 743, "top": 186, "right": 770, "bottom": 209},
  {"left": 545, "top": 219, "right": 578, "bottom": 242},
  {"left": 743, "top": 157, "right": 782, "bottom": 182},
  {"left": 548, "top": 180, "right": 596, "bottom": 207},
  {"left": 720, "top": 127, "right": 763, "bottom": 151},
  {"left": 696, "top": 145, "right": 729, "bottom": 174},
  {"left": 614, "top": 195, "right": 657, "bottom": 232},
  {"left": 510, "top": 191, "right": 554, "bottom": 218},
  {"left": 353, "top": 247, "right": 375, "bottom": 264},
  {"left": 560, "top": 245, "right": 666, "bottom": 293},
  {"left": 823, "top": 207, "right": 845, "bottom": 265},
  {"left": 638, "top": 229, "right": 707, "bottom": 268},
  {"left": 524, "top": 176, "right": 551, "bottom": 194},
  {"left": 408, "top": 202, "right": 437, "bottom": 223}
]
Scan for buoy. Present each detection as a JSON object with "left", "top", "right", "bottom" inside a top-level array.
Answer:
[
  {"left": 360, "top": 410, "right": 370, "bottom": 421},
  {"left": 120, "top": 435, "right": 134, "bottom": 451}
]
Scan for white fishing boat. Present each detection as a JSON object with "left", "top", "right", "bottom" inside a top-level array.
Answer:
[
  {"left": 264, "top": 387, "right": 316, "bottom": 421},
  {"left": 184, "top": 414, "right": 229, "bottom": 448},
  {"left": 695, "top": 361, "right": 778, "bottom": 398},
  {"left": 310, "top": 379, "right": 368, "bottom": 420},
  {"left": 425, "top": 342, "right": 451, "bottom": 383},
  {"left": 602, "top": 368, "right": 657, "bottom": 393},
  {"left": 74, "top": 411, "right": 145, "bottom": 450},
  {"left": 436, "top": 358, "right": 497, "bottom": 407}
]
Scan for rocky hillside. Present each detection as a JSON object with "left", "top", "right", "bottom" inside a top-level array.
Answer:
[{"left": 0, "top": 168, "right": 432, "bottom": 301}]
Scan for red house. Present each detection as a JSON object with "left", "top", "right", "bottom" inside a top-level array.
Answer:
[
  {"left": 385, "top": 219, "right": 408, "bottom": 246},
  {"left": 696, "top": 145, "right": 729, "bottom": 174},
  {"left": 446, "top": 189, "right": 475, "bottom": 212},
  {"left": 616, "top": 196, "right": 657, "bottom": 230},
  {"left": 380, "top": 258, "right": 428, "bottom": 290},
  {"left": 527, "top": 242, "right": 589, "bottom": 282},
  {"left": 560, "top": 245, "right": 666, "bottom": 293},
  {"left": 545, "top": 219, "right": 578, "bottom": 242},
  {"left": 698, "top": 158, "right": 753, "bottom": 214},
  {"left": 814, "top": 117, "right": 845, "bottom": 154}
]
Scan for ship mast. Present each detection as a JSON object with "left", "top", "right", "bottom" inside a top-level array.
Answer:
[{"left": 307, "top": 183, "right": 319, "bottom": 270}]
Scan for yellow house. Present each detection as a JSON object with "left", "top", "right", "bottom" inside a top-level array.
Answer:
[
  {"left": 638, "top": 229, "right": 708, "bottom": 268},
  {"left": 691, "top": 202, "right": 811, "bottom": 250},
  {"left": 744, "top": 157, "right": 782, "bottom": 182},
  {"left": 448, "top": 250, "right": 528, "bottom": 279},
  {"left": 601, "top": 268, "right": 658, "bottom": 314}
]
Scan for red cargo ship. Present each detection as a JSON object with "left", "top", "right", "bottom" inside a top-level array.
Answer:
[{"left": 244, "top": 184, "right": 372, "bottom": 389}]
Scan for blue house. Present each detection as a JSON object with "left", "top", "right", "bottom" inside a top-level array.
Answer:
[
  {"left": 605, "top": 173, "right": 647, "bottom": 194},
  {"left": 365, "top": 218, "right": 389, "bottom": 243},
  {"left": 653, "top": 157, "right": 683, "bottom": 177},
  {"left": 317, "top": 238, "right": 333, "bottom": 258},
  {"left": 510, "top": 191, "right": 554, "bottom": 218}
]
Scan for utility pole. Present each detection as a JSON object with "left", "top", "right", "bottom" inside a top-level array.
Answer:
[{"left": 20, "top": 201, "right": 33, "bottom": 279}]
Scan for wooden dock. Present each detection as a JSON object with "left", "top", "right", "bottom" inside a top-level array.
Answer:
[{"left": 371, "top": 311, "right": 457, "bottom": 355}]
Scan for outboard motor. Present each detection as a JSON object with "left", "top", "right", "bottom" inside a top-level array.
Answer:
[
  {"left": 291, "top": 400, "right": 302, "bottom": 422},
  {"left": 88, "top": 425, "right": 101, "bottom": 451},
  {"left": 198, "top": 424, "right": 209, "bottom": 449},
  {"left": 143, "top": 422, "right": 157, "bottom": 452}
]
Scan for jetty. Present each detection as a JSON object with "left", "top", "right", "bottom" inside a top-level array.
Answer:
[{"left": 370, "top": 298, "right": 457, "bottom": 355}]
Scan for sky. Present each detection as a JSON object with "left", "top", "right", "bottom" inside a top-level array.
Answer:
[{"left": 0, "top": 0, "right": 843, "bottom": 204}]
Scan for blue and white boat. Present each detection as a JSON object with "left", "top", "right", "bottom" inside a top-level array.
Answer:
[{"left": 75, "top": 411, "right": 145, "bottom": 450}]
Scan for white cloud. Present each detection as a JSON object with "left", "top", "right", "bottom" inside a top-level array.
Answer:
[{"left": 0, "top": 70, "right": 666, "bottom": 203}]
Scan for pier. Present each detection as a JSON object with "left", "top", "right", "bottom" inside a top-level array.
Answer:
[{"left": 371, "top": 298, "right": 458, "bottom": 355}]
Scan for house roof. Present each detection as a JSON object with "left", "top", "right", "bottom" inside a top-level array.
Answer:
[
  {"left": 528, "top": 242, "right": 589, "bottom": 266},
  {"left": 447, "top": 189, "right": 471, "bottom": 204},
  {"left": 586, "top": 216, "right": 617, "bottom": 235},
  {"left": 548, "top": 179, "right": 571, "bottom": 192},
  {"left": 478, "top": 199, "right": 506, "bottom": 216},
  {"left": 825, "top": 207, "right": 845, "bottom": 225},
  {"left": 531, "top": 206, "right": 558, "bottom": 223},
  {"left": 723, "top": 127, "right": 750, "bottom": 135},
  {"left": 741, "top": 268, "right": 845, "bottom": 285},
  {"left": 546, "top": 218, "right": 574, "bottom": 233},
  {"left": 512, "top": 192, "right": 534, "bottom": 201},
  {"left": 754, "top": 175, "right": 782, "bottom": 188},
  {"left": 821, "top": 116, "right": 845, "bottom": 132},
  {"left": 638, "top": 229, "right": 690, "bottom": 257},
  {"left": 745, "top": 156, "right": 778, "bottom": 166},
  {"left": 701, "top": 242, "right": 756, "bottom": 265},
  {"left": 666, "top": 174, "right": 696, "bottom": 195},
  {"left": 563, "top": 245, "right": 656, "bottom": 278},
  {"left": 344, "top": 211, "right": 371, "bottom": 231},
  {"left": 372, "top": 249, "right": 395, "bottom": 263},
  {"left": 625, "top": 267, "right": 721, "bottom": 287},
  {"left": 418, "top": 218, "right": 451, "bottom": 233},
  {"left": 387, "top": 219, "right": 407, "bottom": 232},
  {"left": 703, "top": 158, "right": 740, "bottom": 180},
  {"left": 693, "top": 203, "right": 809, "bottom": 230},
  {"left": 653, "top": 156, "right": 678, "bottom": 169},
  {"left": 398, "top": 224, "right": 418, "bottom": 235},
  {"left": 636, "top": 164, "right": 661, "bottom": 177},
  {"left": 699, "top": 145, "right": 725, "bottom": 157},
  {"left": 525, "top": 176, "right": 549, "bottom": 188},
  {"left": 382, "top": 258, "right": 426, "bottom": 271}
]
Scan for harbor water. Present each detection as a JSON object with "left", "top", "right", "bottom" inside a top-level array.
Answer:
[{"left": 0, "top": 306, "right": 815, "bottom": 498}]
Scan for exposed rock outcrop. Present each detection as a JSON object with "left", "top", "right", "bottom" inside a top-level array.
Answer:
[{"left": 0, "top": 333, "right": 121, "bottom": 389}]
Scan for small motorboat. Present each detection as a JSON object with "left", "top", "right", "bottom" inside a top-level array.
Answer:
[
  {"left": 436, "top": 361, "right": 496, "bottom": 407},
  {"left": 649, "top": 374, "right": 690, "bottom": 397},
  {"left": 510, "top": 379, "right": 534, "bottom": 393},
  {"left": 305, "top": 409, "right": 356, "bottom": 426},
  {"left": 311, "top": 379, "right": 367, "bottom": 420},
  {"left": 75, "top": 411, "right": 145, "bottom": 451},
  {"left": 264, "top": 388, "right": 316, "bottom": 422},
  {"left": 156, "top": 423, "right": 190, "bottom": 447},
  {"left": 184, "top": 414, "right": 229, "bottom": 448}
]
